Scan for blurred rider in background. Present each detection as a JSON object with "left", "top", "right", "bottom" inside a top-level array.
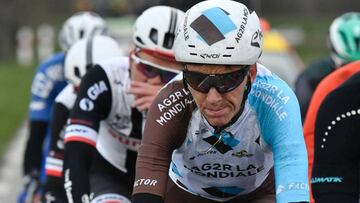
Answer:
[
  {"left": 295, "top": 12, "right": 360, "bottom": 120},
  {"left": 19, "top": 11, "right": 108, "bottom": 203}
]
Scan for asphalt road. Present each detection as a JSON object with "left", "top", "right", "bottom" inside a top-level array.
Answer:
[{"left": 0, "top": 122, "right": 26, "bottom": 202}]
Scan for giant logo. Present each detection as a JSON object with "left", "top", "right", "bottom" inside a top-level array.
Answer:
[
  {"left": 190, "top": 7, "right": 237, "bottom": 46},
  {"left": 79, "top": 81, "right": 108, "bottom": 111}
]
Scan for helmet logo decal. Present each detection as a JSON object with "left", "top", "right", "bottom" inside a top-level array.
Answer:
[
  {"left": 190, "top": 7, "right": 236, "bottom": 46},
  {"left": 251, "top": 30, "right": 263, "bottom": 48}
]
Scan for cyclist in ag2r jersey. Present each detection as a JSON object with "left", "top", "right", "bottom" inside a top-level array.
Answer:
[{"left": 132, "top": 1, "right": 309, "bottom": 203}]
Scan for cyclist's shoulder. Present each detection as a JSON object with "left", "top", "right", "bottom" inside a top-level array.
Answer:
[
  {"left": 149, "top": 76, "right": 195, "bottom": 127},
  {"left": 36, "top": 51, "right": 65, "bottom": 72},
  {"left": 303, "top": 56, "right": 335, "bottom": 78}
]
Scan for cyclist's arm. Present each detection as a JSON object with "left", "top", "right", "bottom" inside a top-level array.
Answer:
[
  {"left": 251, "top": 78, "right": 309, "bottom": 202},
  {"left": 132, "top": 81, "right": 191, "bottom": 203},
  {"left": 63, "top": 66, "right": 112, "bottom": 203},
  {"left": 45, "top": 84, "right": 76, "bottom": 191},
  {"left": 311, "top": 75, "right": 360, "bottom": 203}
]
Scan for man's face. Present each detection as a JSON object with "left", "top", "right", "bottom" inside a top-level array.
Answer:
[{"left": 184, "top": 63, "right": 257, "bottom": 127}]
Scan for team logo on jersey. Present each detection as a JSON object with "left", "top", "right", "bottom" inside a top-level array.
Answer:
[
  {"left": 79, "top": 98, "right": 94, "bottom": 111},
  {"left": 203, "top": 186, "right": 245, "bottom": 198},
  {"left": 190, "top": 7, "right": 237, "bottom": 46},
  {"left": 232, "top": 150, "right": 253, "bottom": 158},
  {"left": 203, "top": 131, "right": 240, "bottom": 154}
]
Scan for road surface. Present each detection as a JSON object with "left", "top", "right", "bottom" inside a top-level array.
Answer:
[{"left": 0, "top": 122, "right": 26, "bottom": 202}]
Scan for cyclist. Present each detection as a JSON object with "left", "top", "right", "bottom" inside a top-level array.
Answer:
[
  {"left": 18, "top": 11, "right": 108, "bottom": 203},
  {"left": 295, "top": 12, "right": 360, "bottom": 120},
  {"left": 42, "top": 35, "right": 123, "bottom": 203},
  {"left": 311, "top": 71, "right": 360, "bottom": 203},
  {"left": 63, "top": 6, "right": 184, "bottom": 203},
  {"left": 132, "top": 1, "right": 309, "bottom": 203},
  {"left": 303, "top": 60, "right": 360, "bottom": 203}
]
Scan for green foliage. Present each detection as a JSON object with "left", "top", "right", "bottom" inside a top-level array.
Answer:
[
  {"left": 0, "top": 62, "right": 34, "bottom": 153},
  {"left": 269, "top": 15, "right": 333, "bottom": 66}
]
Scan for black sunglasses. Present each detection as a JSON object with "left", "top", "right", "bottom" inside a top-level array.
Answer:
[{"left": 183, "top": 65, "right": 250, "bottom": 94}]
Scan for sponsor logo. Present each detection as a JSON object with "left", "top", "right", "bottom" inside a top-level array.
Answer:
[
  {"left": 276, "top": 182, "right": 309, "bottom": 195},
  {"left": 133, "top": 178, "right": 158, "bottom": 187},
  {"left": 79, "top": 98, "right": 94, "bottom": 111},
  {"left": 252, "top": 81, "right": 290, "bottom": 121},
  {"left": 251, "top": 29, "right": 263, "bottom": 48},
  {"left": 108, "top": 128, "right": 141, "bottom": 151},
  {"left": 232, "top": 150, "right": 253, "bottom": 158},
  {"left": 189, "top": 150, "right": 216, "bottom": 160},
  {"left": 184, "top": 163, "right": 264, "bottom": 178},
  {"left": 190, "top": 7, "right": 237, "bottom": 46},
  {"left": 156, "top": 89, "right": 194, "bottom": 126},
  {"left": 64, "top": 169, "right": 74, "bottom": 203},
  {"left": 92, "top": 193, "right": 130, "bottom": 203},
  {"left": 200, "top": 53, "right": 220, "bottom": 59},
  {"left": 311, "top": 177, "right": 343, "bottom": 183},
  {"left": 87, "top": 81, "right": 108, "bottom": 100},
  {"left": 235, "top": 8, "right": 249, "bottom": 43},
  {"left": 78, "top": 81, "right": 108, "bottom": 111}
]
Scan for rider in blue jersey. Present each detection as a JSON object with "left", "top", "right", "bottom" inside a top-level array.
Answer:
[
  {"left": 19, "top": 11, "right": 108, "bottom": 203},
  {"left": 132, "top": 1, "right": 309, "bottom": 202}
]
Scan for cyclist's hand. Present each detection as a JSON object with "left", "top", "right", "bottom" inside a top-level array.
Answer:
[
  {"left": 128, "top": 81, "right": 162, "bottom": 112},
  {"left": 17, "top": 171, "right": 43, "bottom": 203}
]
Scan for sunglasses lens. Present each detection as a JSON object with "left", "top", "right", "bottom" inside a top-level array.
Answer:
[
  {"left": 185, "top": 66, "right": 249, "bottom": 93},
  {"left": 160, "top": 72, "right": 178, "bottom": 83},
  {"left": 135, "top": 60, "right": 159, "bottom": 78}
]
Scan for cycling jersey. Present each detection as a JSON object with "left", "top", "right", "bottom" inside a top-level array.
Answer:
[
  {"left": 302, "top": 60, "right": 360, "bottom": 203},
  {"left": 133, "top": 64, "right": 309, "bottom": 203},
  {"left": 24, "top": 51, "right": 67, "bottom": 178},
  {"left": 311, "top": 71, "right": 360, "bottom": 203},
  {"left": 63, "top": 56, "right": 144, "bottom": 203},
  {"left": 294, "top": 56, "right": 336, "bottom": 120}
]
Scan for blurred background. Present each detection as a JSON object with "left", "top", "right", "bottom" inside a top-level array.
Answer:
[{"left": 0, "top": 0, "right": 359, "bottom": 201}]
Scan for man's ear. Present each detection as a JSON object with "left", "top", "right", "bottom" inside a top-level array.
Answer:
[{"left": 248, "top": 63, "right": 257, "bottom": 83}]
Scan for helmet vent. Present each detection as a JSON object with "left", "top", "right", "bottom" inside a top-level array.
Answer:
[
  {"left": 79, "top": 30, "right": 84, "bottom": 39},
  {"left": 163, "top": 32, "right": 175, "bottom": 49},
  {"left": 226, "top": 47, "right": 235, "bottom": 49},
  {"left": 149, "top": 28, "right": 158, "bottom": 45},
  {"left": 135, "top": 37, "right": 145, "bottom": 45},
  {"left": 355, "top": 37, "right": 360, "bottom": 52},
  {"left": 188, "top": 45, "right": 196, "bottom": 48},
  {"left": 74, "top": 67, "right": 81, "bottom": 78},
  {"left": 339, "top": 30, "right": 350, "bottom": 52},
  {"left": 190, "top": 53, "right": 198, "bottom": 56},
  {"left": 86, "top": 64, "right": 93, "bottom": 70},
  {"left": 223, "top": 55, "right": 231, "bottom": 57}
]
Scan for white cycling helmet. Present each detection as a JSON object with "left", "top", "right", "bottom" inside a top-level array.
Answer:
[
  {"left": 64, "top": 35, "right": 124, "bottom": 87},
  {"left": 174, "top": 0, "right": 263, "bottom": 65},
  {"left": 329, "top": 12, "right": 360, "bottom": 66},
  {"left": 133, "top": 6, "right": 185, "bottom": 55},
  {"left": 59, "top": 11, "right": 108, "bottom": 51}
]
